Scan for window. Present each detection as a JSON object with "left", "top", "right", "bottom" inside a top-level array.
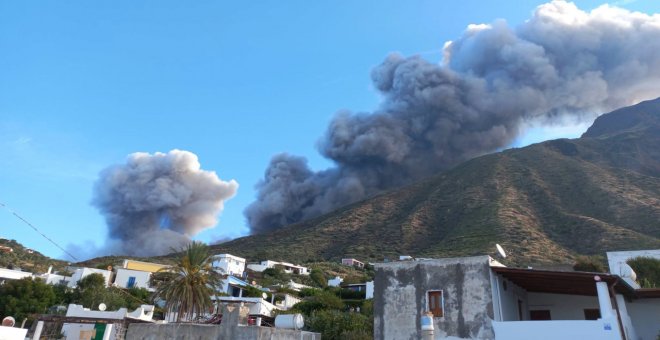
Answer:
[
  {"left": 427, "top": 290, "right": 444, "bottom": 317},
  {"left": 584, "top": 309, "right": 600, "bottom": 320},
  {"left": 530, "top": 310, "right": 551, "bottom": 320},
  {"left": 127, "top": 276, "right": 136, "bottom": 288}
]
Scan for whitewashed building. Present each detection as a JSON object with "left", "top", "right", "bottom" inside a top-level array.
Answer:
[
  {"left": 342, "top": 258, "right": 365, "bottom": 268},
  {"left": 0, "top": 267, "right": 33, "bottom": 283},
  {"left": 57, "top": 303, "right": 154, "bottom": 340},
  {"left": 328, "top": 276, "right": 343, "bottom": 287},
  {"left": 114, "top": 268, "right": 152, "bottom": 290},
  {"left": 113, "top": 259, "right": 170, "bottom": 291},
  {"left": 67, "top": 267, "right": 112, "bottom": 288},
  {"left": 212, "top": 253, "right": 246, "bottom": 277},
  {"left": 38, "top": 266, "right": 72, "bottom": 286},
  {"left": 247, "top": 260, "right": 309, "bottom": 275}
]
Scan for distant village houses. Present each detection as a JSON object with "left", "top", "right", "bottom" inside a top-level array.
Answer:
[{"left": 247, "top": 260, "right": 310, "bottom": 275}]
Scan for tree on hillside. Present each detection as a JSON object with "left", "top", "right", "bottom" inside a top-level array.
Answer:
[
  {"left": 0, "top": 277, "right": 56, "bottom": 320},
  {"left": 152, "top": 241, "right": 222, "bottom": 322}
]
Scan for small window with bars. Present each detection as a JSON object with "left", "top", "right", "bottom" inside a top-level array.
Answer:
[{"left": 427, "top": 290, "right": 444, "bottom": 317}]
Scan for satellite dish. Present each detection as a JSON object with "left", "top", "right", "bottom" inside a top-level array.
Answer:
[
  {"left": 2, "top": 316, "right": 16, "bottom": 327},
  {"left": 98, "top": 303, "right": 107, "bottom": 311},
  {"left": 495, "top": 244, "right": 507, "bottom": 258},
  {"left": 262, "top": 293, "right": 268, "bottom": 299}
]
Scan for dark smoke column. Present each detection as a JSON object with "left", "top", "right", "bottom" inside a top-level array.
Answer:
[
  {"left": 246, "top": 1, "right": 660, "bottom": 234},
  {"left": 93, "top": 149, "right": 238, "bottom": 256}
]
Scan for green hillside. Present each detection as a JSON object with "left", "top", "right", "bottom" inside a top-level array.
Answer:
[
  {"left": 210, "top": 98, "right": 660, "bottom": 266},
  {"left": 0, "top": 238, "right": 68, "bottom": 273}
]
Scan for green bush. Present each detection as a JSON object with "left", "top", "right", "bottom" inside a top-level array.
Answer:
[
  {"left": 310, "top": 268, "right": 327, "bottom": 288},
  {"left": 306, "top": 310, "right": 372, "bottom": 340},
  {"left": 627, "top": 257, "right": 660, "bottom": 288},
  {"left": 0, "top": 277, "right": 56, "bottom": 320},
  {"left": 292, "top": 290, "right": 344, "bottom": 315},
  {"left": 573, "top": 256, "right": 606, "bottom": 272}
]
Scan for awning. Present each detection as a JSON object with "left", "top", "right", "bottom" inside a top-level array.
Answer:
[{"left": 491, "top": 267, "right": 636, "bottom": 298}]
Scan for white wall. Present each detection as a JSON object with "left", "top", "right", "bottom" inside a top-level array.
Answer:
[
  {"left": 328, "top": 276, "right": 343, "bottom": 287},
  {"left": 527, "top": 293, "right": 600, "bottom": 320},
  {"left": 68, "top": 268, "right": 112, "bottom": 288},
  {"left": 246, "top": 260, "right": 309, "bottom": 275},
  {"left": 607, "top": 249, "right": 660, "bottom": 276},
  {"left": 491, "top": 275, "right": 528, "bottom": 321},
  {"left": 492, "top": 317, "right": 622, "bottom": 340},
  {"left": 0, "top": 267, "right": 33, "bottom": 281},
  {"left": 114, "top": 268, "right": 152, "bottom": 290},
  {"left": 212, "top": 254, "right": 246, "bottom": 277},
  {"left": 246, "top": 263, "right": 268, "bottom": 272},
  {"left": 366, "top": 281, "right": 374, "bottom": 299},
  {"left": 625, "top": 298, "right": 660, "bottom": 340},
  {"left": 0, "top": 325, "right": 27, "bottom": 340},
  {"left": 41, "top": 273, "right": 71, "bottom": 285}
]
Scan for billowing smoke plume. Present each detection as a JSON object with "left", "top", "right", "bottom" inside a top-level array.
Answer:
[
  {"left": 93, "top": 150, "right": 238, "bottom": 256},
  {"left": 246, "top": 1, "right": 660, "bottom": 233}
]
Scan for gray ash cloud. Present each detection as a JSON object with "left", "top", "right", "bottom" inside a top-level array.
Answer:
[
  {"left": 245, "top": 1, "right": 660, "bottom": 233},
  {"left": 92, "top": 149, "right": 238, "bottom": 256}
]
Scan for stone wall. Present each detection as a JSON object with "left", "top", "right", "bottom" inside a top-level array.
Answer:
[
  {"left": 374, "top": 255, "right": 495, "bottom": 340},
  {"left": 125, "top": 323, "right": 321, "bottom": 340}
]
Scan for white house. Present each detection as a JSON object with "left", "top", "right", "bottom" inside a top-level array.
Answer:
[
  {"left": 113, "top": 259, "right": 170, "bottom": 291},
  {"left": 214, "top": 297, "right": 281, "bottom": 318},
  {"left": 342, "top": 281, "right": 374, "bottom": 299},
  {"left": 342, "top": 258, "right": 365, "bottom": 268},
  {"left": 221, "top": 275, "right": 253, "bottom": 297},
  {"left": 67, "top": 268, "right": 112, "bottom": 288},
  {"left": 328, "top": 276, "right": 343, "bottom": 287},
  {"left": 114, "top": 268, "right": 152, "bottom": 291},
  {"left": 38, "top": 266, "right": 72, "bottom": 286},
  {"left": 247, "top": 260, "right": 309, "bottom": 275},
  {"left": 275, "top": 294, "right": 302, "bottom": 309},
  {"left": 286, "top": 280, "right": 314, "bottom": 292},
  {"left": 58, "top": 303, "right": 154, "bottom": 340},
  {"left": 212, "top": 253, "right": 246, "bottom": 277},
  {"left": 0, "top": 267, "right": 33, "bottom": 283}
]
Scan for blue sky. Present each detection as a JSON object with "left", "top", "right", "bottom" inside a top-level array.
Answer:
[{"left": 1, "top": 0, "right": 659, "bottom": 261}]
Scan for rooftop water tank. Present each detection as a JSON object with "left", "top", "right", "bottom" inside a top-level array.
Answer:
[{"left": 275, "top": 314, "right": 304, "bottom": 330}]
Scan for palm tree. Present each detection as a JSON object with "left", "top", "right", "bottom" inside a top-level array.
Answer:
[{"left": 153, "top": 241, "right": 222, "bottom": 322}]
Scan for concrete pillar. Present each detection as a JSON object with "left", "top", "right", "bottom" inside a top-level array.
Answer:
[
  {"left": 32, "top": 321, "right": 44, "bottom": 340},
  {"left": 596, "top": 281, "right": 613, "bottom": 319},
  {"left": 102, "top": 324, "right": 113, "bottom": 340}
]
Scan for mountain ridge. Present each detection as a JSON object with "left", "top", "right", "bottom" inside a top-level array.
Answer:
[{"left": 209, "top": 98, "right": 660, "bottom": 265}]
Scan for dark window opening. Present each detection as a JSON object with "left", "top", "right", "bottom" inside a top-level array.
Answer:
[
  {"left": 530, "top": 310, "right": 552, "bottom": 320},
  {"left": 584, "top": 309, "right": 601, "bottom": 320}
]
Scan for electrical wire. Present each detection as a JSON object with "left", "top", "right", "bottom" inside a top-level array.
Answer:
[{"left": 0, "top": 202, "right": 79, "bottom": 261}]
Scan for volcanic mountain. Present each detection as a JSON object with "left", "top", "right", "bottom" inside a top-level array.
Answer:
[{"left": 211, "top": 98, "right": 660, "bottom": 266}]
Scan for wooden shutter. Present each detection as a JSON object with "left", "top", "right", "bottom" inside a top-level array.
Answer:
[{"left": 428, "top": 291, "right": 444, "bottom": 317}]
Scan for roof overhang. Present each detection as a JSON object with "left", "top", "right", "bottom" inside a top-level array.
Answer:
[
  {"left": 635, "top": 288, "right": 660, "bottom": 299},
  {"left": 491, "top": 267, "right": 636, "bottom": 298}
]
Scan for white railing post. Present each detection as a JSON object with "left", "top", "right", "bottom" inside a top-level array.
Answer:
[{"left": 595, "top": 278, "right": 613, "bottom": 319}]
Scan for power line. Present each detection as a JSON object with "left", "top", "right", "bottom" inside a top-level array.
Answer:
[{"left": 0, "top": 202, "right": 79, "bottom": 262}]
